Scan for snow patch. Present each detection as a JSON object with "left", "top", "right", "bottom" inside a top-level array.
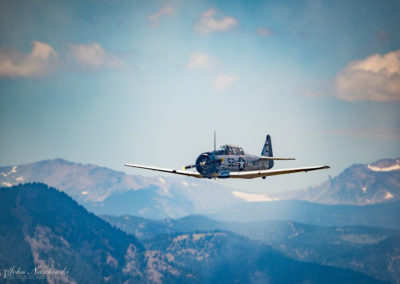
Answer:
[
  {"left": 1, "top": 166, "right": 17, "bottom": 177},
  {"left": 385, "top": 191, "right": 394, "bottom": 199},
  {"left": 233, "top": 191, "right": 278, "bottom": 202},
  {"left": 158, "top": 186, "right": 171, "bottom": 197},
  {"left": 2, "top": 182, "right": 12, "bottom": 187},
  {"left": 163, "top": 187, "right": 170, "bottom": 195},
  {"left": 368, "top": 164, "right": 400, "bottom": 172},
  {"left": 16, "top": 176, "right": 24, "bottom": 182},
  {"left": 162, "top": 187, "right": 170, "bottom": 195}
]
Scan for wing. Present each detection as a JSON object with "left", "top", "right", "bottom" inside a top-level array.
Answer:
[
  {"left": 228, "top": 165, "right": 330, "bottom": 179},
  {"left": 124, "top": 163, "right": 203, "bottom": 178}
]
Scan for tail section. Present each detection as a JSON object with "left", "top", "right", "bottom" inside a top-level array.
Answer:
[{"left": 261, "top": 135, "right": 274, "bottom": 168}]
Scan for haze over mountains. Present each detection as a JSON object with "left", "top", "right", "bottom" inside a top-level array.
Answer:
[
  {"left": 0, "top": 183, "right": 388, "bottom": 284},
  {"left": 0, "top": 158, "right": 399, "bottom": 220},
  {"left": 0, "top": 157, "right": 399, "bottom": 283},
  {"left": 102, "top": 214, "right": 400, "bottom": 283},
  {"left": 0, "top": 183, "right": 194, "bottom": 283},
  {"left": 0, "top": 158, "right": 238, "bottom": 219}
]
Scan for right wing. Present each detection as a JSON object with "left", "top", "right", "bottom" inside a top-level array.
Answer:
[
  {"left": 228, "top": 165, "right": 330, "bottom": 179},
  {"left": 124, "top": 163, "right": 203, "bottom": 178}
]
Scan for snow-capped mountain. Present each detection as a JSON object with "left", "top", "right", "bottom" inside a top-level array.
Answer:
[
  {"left": 0, "top": 157, "right": 399, "bottom": 219},
  {"left": 274, "top": 158, "right": 400, "bottom": 205},
  {"left": 0, "top": 158, "right": 242, "bottom": 218}
]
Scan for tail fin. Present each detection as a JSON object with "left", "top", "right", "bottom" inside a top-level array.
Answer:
[{"left": 261, "top": 135, "right": 274, "bottom": 168}]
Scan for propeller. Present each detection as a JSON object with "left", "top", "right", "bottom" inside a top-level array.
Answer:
[{"left": 183, "top": 164, "right": 196, "bottom": 170}]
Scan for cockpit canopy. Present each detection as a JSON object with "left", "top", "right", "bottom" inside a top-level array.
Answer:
[{"left": 219, "top": 145, "right": 245, "bottom": 155}]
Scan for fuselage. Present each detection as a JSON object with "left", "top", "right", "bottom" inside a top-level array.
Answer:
[{"left": 195, "top": 145, "right": 272, "bottom": 178}]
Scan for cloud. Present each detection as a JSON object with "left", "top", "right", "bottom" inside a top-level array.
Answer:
[
  {"left": 186, "top": 52, "right": 238, "bottom": 92},
  {"left": 195, "top": 8, "right": 238, "bottom": 35},
  {"left": 335, "top": 50, "right": 400, "bottom": 102},
  {"left": 187, "top": 53, "right": 220, "bottom": 70},
  {"left": 257, "top": 27, "right": 273, "bottom": 37},
  {"left": 0, "top": 41, "right": 58, "bottom": 78},
  {"left": 214, "top": 73, "right": 238, "bottom": 91},
  {"left": 68, "top": 43, "right": 122, "bottom": 70},
  {"left": 148, "top": 4, "right": 175, "bottom": 27}
]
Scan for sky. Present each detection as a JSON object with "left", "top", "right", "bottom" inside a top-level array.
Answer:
[{"left": 1, "top": 0, "right": 399, "bottom": 193}]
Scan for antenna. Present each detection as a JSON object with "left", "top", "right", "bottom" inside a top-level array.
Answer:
[{"left": 214, "top": 130, "right": 216, "bottom": 151}]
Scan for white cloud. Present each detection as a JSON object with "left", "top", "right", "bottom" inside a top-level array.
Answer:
[
  {"left": 214, "top": 73, "right": 238, "bottom": 91},
  {"left": 0, "top": 41, "right": 58, "bottom": 78},
  {"left": 195, "top": 8, "right": 238, "bottom": 35},
  {"left": 257, "top": 27, "right": 272, "bottom": 37},
  {"left": 148, "top": 4, "right": 175, "bottom": 27},
  {"left": 187, "top": 53, "right": 220, "bottom": 70},
  {"left": 68, "top": 43, "right": 122, "bottom": 70},
  {"left": 335, "top": 50, "right": 400, "bottom": 102}
]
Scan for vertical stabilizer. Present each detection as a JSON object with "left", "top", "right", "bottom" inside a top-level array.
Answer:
[{"left": 261, "top": 135, "right": 274, "bottom": 168}]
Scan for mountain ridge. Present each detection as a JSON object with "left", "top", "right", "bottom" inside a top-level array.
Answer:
[
  {"left": 1, "top": 183, "right": 384, "bottom": 283},
  {"left": 272, "top": 158, "right": 400, "bottom": 205},
  {"left": 102, "top": 214, "right": 400, "bottom": 283},
  {"left": 0, "top": 157, "right": 399, "bottom": 220},
  {"left": 0, "top": 158, "right": 241, "bottom": 219},
  {"left": 0, "top": 182, "right": 197, "bottom": 283}
]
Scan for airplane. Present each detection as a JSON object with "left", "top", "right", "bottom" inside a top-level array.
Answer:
[{"left": 125, "top": 134, "right": 329, "bottom": 179}]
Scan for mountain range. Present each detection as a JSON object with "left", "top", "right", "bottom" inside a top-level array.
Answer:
[
  {"left": 0, "top": 183, "right": 195, "bottom": 283},
  {"left": 0, "top": 183, "right": 385, "bottom": 283},
  {"left": 103, "top": 214, "right": 400, "bottom": 283},
  {"left": 0, "top": 158, "right": 239, "bottom": 219},
  {"left": 274, "top": 158, "right": 400, "bottom": 205},
  {"left": 0, "top": 156, "right": 399, "bottom": 283},
  {"left": 0, "top": 158, "right": 399, "bottom": 220}
]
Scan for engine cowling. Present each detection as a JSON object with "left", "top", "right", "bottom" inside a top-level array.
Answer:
[{"left": 195, "top": 153, "right": 219, "bottom": 177}]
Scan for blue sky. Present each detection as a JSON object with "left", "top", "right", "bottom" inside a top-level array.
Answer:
[{"left": 1, "top": 0, "right": 399, "bottom": 193}]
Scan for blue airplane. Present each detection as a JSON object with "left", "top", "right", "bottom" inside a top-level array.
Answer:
[{"left": 125, "top": 134, "right": 329, "bottom": 179}]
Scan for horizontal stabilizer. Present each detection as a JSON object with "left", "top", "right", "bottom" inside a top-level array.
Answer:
[{"left": 260, "top": 156, "right": 295, "bottom": 161}]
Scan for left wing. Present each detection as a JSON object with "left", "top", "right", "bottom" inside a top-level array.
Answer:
[
  {"left": 228, "top": 165, "right": 330, "bottom": 179},
  {"left": 124, "top": 163, "right": 203, "bottom": 178}
]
